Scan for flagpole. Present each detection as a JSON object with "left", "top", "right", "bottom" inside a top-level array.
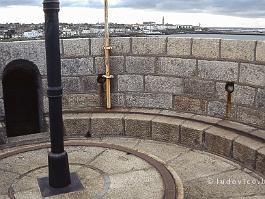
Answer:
[{"left": 104, "top": 0, "right": 112, "bottom": 109}]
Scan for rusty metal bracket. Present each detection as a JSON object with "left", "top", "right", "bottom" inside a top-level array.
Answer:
[
  {"left": 102, "top": 75, "right": 114, "bottom": 79},
  {"left": 103, "top": 46, "right": 112, "bottom": 50}
]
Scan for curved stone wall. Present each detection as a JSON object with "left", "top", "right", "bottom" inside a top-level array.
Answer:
[{"left": 0, "top": 37, "right": 265, "bottom": 130}]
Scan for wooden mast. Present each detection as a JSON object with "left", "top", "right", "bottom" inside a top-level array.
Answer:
[{"left": 104, "top": 0, "right": 112, "bottom": 109}]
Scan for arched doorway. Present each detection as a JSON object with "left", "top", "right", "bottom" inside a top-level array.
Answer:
[{"left": 3, "top": 60, "right": 43, "bottom": 137}]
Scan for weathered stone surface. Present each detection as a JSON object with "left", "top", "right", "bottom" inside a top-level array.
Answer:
[
  {"left": 205, "top": 126, "right": 239, "bottom": 157},
  {"left": 160, "top": 110, "right": 195, "bottom": 118},
  {"left": 126, "top": 93, "right": 172, "bottom": 109},
  {"left": 208, "top": 101, "right": 225, "bottom": 118},
  {"left": 237, "top": 106, "right": 265, "bottom": 128},
  {"left": 256, "top": 41, "right": 265, "bottom": 62},
  {"left": 208, "top": 101, "right": 237, "bottom": 119},
  {"left": 191, "top": 115, "right": 222, "bottom": 124},
  {"left": 95, "top": 56, "right": 124, "bottom": 74},
  {"left": 145, "top": 75, "right": 183, "bottom": 94},
  {"left": 111, "top": 93, "right": 125, "bottom": 107},
  {"left": 0, "top": 41, "right": 47, "bottom": 75},
  {"left": 62, "top": 38, "right": 90, "bottom": 57},
  {"left": 216, "top": 83, "right": 255, "bottom": 106},
  {"left": 0, "top": 42, "right": 12, "bottom": 73},
  {"left": 152, "top": 116, "right": 183, "bottom": 143},
  {"left": 249, "top": 130, "right": 265, "bottom": 141},
  {"left": 90, "top": 148, "right": 151, "bottom": 174},
  {"left": 256, "top": 89, "right": 265, "bottom": 109},
  {"left": 208, "top": 101, "right": 236, "bottom": 119},
  {"left": 91, "top": 113, "right": 124, "bottom": 136},
  {"left": 124, "top": 114, "right": 154, "bottom": 138},
  {"left": 156, "top": 57, "right": 196, "bottom": 77},
  {"left": 192, "top": 38, "right": 220, "bottom": 59},
  {"left": 239, "top": 63, "right": 265, "bottom": 87},
  {"left": 61, "top": 77, "right": 82, "bottom": 93},
  {"left": 188, "top": 169, "right": 265, "bottom": 198},
  {"left": 0, "top": 149, "right": 49, "bottom": 174},
  {"left": 111, "top": 77, "right": 119, "bottom": 92},
  {"left": 221, "top": 40, "right": 255, "bottom": 61},
  {"left": 0, "top": 128, "right": 6, "bottom": 145},
  {"left": 233, "top": 136, "right": 264, "bottom": 170},
  {"left": 0, "top": 170, "right": 19, "bottom": 195},
  {"left": 132, "top": 37, "right": 166, "bottom": 55},
  {"left": 198, "top": 60, "right": 238, "bottom": 81},
  {"left": 125, "top": 56, "right": 155, "bottom": 74},
  {"left": 43, "top": 96, "right": 49, "bottom": 113},
  {"left": 118, "top": 75, "right": 144, "bottom": 92},
  {"left": 128, "top": 108, "right": 162, "bottom": 114},
  {"left": 63, "top": 114, "right": 91, "bottom": 136},
  {"left": 183, "top": 79, "right": 216, "bottom": 99},
  {"left": 255, "top": 147, "right": 265, "bottom": 176},
  {"left": 217, "top": 120, "right": 256, "bottom": 134},
  {"left": 62, "top": 94, "right": 100, "bottom": 110},
  {"left": 180, "top": 121, "right": 211, "bottom": 149},
  {"left": 0, "top": 83, "right": 2, "bottom": 98},
  {"left": 0, "top": 99, "right": 4, "bottom": 116},
  {"left": 61, "top": 58, "right": 94, "bottom": 76},
  {"left": 91, "top": 37, "right": 130, "bottom": 56},
  {"left": 173, "top": 96, "right": 207, "bottom": 114},
  {"left": 101, "top": 137, "right": 140, "bottom": 148},
  {"left": 136, "top": 139, "right": 189, "bottom": 162},
  {"left": 109, "top": 37, "right": 131, "bottom": 55},
  {"left": 90, "top": 38, "right": 104, "bottom": 56},
  {"left": 26, "top": 40, "right": 47, "bottom": 75},
  {"left": 167, "top": 37, "right": 191, "bottom": 56},
  {"left": 81, "top": 76, "right": 99, "bottom": 92},
  {"left": 168, "top": 150, "right": 235, "bottom": 182},
  {"left": 104, "top": 169, "right": 163, "bottom": 199}
]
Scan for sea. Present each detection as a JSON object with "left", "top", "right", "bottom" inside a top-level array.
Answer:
[{"left": 166, "top": 34, "right": 265, "bottom": 41}]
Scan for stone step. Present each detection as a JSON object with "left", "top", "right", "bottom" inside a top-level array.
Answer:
[{"left": 61, "top": 108, "right": 265, "bottom": 178}]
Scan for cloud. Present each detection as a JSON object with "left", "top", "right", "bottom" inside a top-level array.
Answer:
[
  {"left": 113, "top": 0, "right": 265, "bottom": 18},
  {"left": 1, "top": 0, "right": 265, "bottom": 18},
  {"left": 0, "top": 0, "right": 103, "bottom": 7}
]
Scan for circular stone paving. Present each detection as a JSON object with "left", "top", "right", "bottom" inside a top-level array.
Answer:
[
  {"left": 1, "top": 137, "right": 265, "bottom": 199},
  {"left": 0, "top": 139, "right": 179, "bottom": 199}
]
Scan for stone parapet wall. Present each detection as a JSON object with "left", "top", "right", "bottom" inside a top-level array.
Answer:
[{"left": 1, "top": 37, "right": 265, "bottom": 129}]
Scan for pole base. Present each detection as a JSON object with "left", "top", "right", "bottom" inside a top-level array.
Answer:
[
  {"left": 48, "top": 151, "right": 71, "bottom": 188},
  {"left": 37, "top": 172, "right": 84, "bottom": 197}
]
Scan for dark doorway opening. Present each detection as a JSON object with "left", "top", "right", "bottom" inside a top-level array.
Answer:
[{"left": 3, "top": 60, "right": 43, "bottom": 137}]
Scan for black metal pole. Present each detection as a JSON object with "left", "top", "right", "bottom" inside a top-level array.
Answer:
[{"left": 43, "top": 0, "right": 71, "bottom": 188}]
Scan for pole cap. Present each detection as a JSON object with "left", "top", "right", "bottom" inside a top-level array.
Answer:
[{"left": 43, "top": 0, "right": 60, "bottom": 11}]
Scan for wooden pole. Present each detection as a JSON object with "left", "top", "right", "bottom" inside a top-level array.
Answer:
[{"left": 104, "top": 0, "right": 112, "bottom": 109}]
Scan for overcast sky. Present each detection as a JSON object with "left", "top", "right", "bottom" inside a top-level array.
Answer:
[{"left": 0, "top": 0, "right": 265, "bottom": 27}]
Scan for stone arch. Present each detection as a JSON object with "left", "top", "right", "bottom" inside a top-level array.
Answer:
[{"left": 2, "top": 59, "right": 45, "bottom": 137}]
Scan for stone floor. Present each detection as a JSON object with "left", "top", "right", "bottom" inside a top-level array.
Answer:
[{"left": 1, "top": 137, "right": 265, "bottom": 199}]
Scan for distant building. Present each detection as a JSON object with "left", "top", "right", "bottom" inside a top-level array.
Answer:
[
  {"left": 162, "top": 17, "right": 165, "bottom": 25},
  {"left": 23, "top": 30, "right": 43, "bottom": 38},
  {"left": 61, "top": 28, "right": 77, "bottom": 37},
  {"left": 143, "top": 22, "right": 156, "bottom": 25},
  {"left": 179, "top": 25, "right": 193, "bottom": 30}
]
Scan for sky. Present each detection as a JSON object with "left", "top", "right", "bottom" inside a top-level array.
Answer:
[{"left": 0, "top": 0, "right": 265, "bottom": 27}]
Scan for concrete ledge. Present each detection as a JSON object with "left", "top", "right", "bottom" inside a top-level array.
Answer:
[
  {"left": 152, "top": 116, "right": 183, "bottom": 143},
  {"left": 63, "top": 114, "right": 91, "bottom": 136},
  {"left": 91, "top": 113, "right": 124, "bottom": 136},
  {"left": 205, "top": 126, "right": 239, "bottom": 157},
  {"left": 180, "top": 121, "right": 211, "bottom": 149},
  {"left": 44, "top": 108, "right": 265, "bottom": 177},
  {"left": 256, "top": 147, "right": 265, "bottom": 176},
  {"left": 233, "top": 136, "right": 265, "bottom": 170},
  {"left": 124, "top": 114, "right": 155, "bottom": 138}
]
